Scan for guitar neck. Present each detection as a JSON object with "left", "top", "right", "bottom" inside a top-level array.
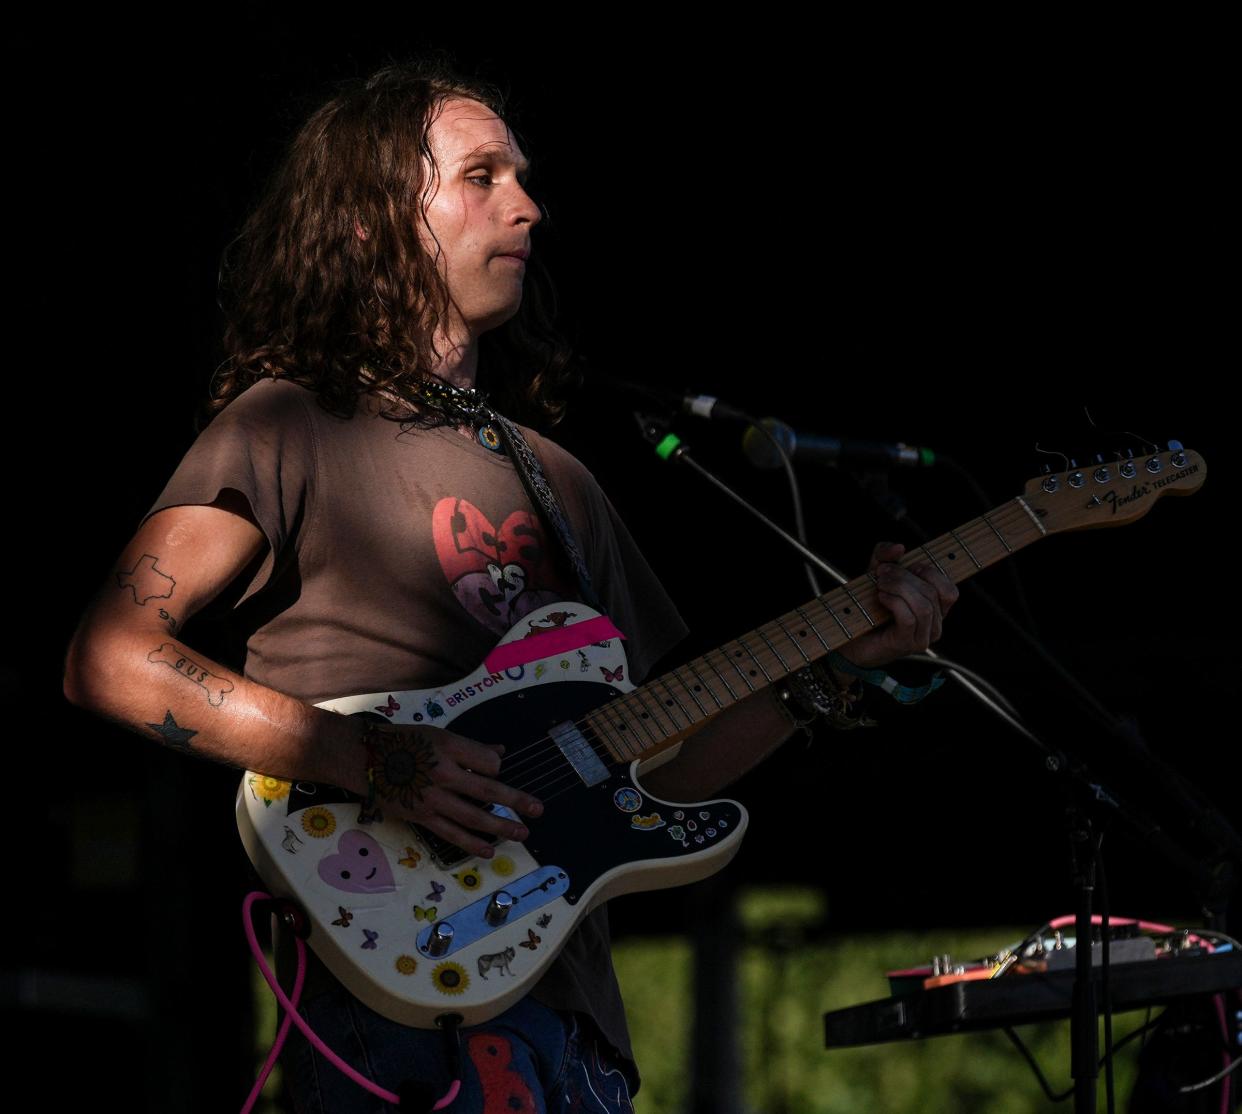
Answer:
[{"left": 587, "top": 495, "right": 1047, "bottom": 765}]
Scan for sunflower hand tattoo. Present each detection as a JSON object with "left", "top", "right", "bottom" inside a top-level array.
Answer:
[{"left": 363, "top": 723, "right": 439, "bottom": 809}]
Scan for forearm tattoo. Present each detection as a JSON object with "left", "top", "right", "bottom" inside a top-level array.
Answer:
[
  {"left": 147, "top": 643, "right": 235, "bottom": 707},
  {"left": 363, "top": 723, "right": 438, "bottom": 809},
  {"left": 146, "top": 710, "right": 198, "bottom": 752}
]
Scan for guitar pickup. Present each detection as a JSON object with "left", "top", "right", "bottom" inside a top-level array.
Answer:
[{"left": 408, "top": 804, "right": 520, "bottom": 869}]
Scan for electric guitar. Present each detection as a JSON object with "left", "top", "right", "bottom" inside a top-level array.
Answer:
[{"left": 236, "top": 445, "right": 1206, "bottom": 1028}]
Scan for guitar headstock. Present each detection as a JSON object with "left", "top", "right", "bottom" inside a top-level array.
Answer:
[{"left": 1021, "top": 443, "right": 1206, "bottom": 534}]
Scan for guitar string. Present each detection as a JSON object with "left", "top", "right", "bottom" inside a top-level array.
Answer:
[
  {"left": 482, "top": 500, "right": 1042, "bottom": 804},
  {"left": 518, "top": 497, "right": 1033, "bottom": 765},
  {"left": 491, "top": 500, "right": 1038, "bottom": 788},
  {"left": 463, "top": 469, "right": 1161, "bottom": 796}
]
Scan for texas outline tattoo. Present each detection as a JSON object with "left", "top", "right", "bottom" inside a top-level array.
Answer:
[
  {"left": 147, "top": 643, "right": 234, "bottom": 706},
  {"left": 117, "top": 554, "right": 175, "bottom": 606}
]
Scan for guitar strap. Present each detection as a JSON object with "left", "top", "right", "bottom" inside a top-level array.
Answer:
[{"left": 491, "top": 415, "right": 605, "bottom": 613}]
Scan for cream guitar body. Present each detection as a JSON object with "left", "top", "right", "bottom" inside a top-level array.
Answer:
[{"left": 237, "top": 604, "right": 747, "bottom": 1029}]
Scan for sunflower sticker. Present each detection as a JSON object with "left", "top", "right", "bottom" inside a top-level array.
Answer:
[
  {"left": 452, "top": 866, "right": 483, "bottom": 891},
  {"left": 250, "top": 774, "right": 291, "bottom": 807},
  {"left": 431, "top": 961, "right": 469, "bottom": 995},
  {"left": 301, "top": 806, "right": 337, "bottom": 839},
  {"left": 395, "top": 955, "right": 418, "bottom": 976}
]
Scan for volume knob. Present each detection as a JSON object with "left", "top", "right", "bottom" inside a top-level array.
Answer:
[
  {"left": 485, "top": 891, "right": 516, "bottom": 926},
  {"left": 426, "top": 921, "right": 454, "bottom": 957}
]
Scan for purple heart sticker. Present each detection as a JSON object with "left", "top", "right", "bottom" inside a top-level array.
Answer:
[{"left": 317, "top": 829, "right": 396, "bottom": 894}]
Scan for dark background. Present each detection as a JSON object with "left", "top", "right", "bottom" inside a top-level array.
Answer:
[{"left": 15, "top": 12, "right": 1234, "bottom": 1110}]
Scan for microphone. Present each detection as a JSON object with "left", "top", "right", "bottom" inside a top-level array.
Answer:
[
  {"left": 592, "top": 373, "right": 752, "bottom": 422},
  {"left": 742, "top": 418, "right": 937, "bottom": 470}
]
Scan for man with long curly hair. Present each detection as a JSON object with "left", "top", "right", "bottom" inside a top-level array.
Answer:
[{"left": 65, "top": 60, "right": 956, "bottom": 1112}]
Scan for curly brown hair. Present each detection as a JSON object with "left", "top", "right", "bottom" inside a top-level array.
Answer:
[{"left": 210, "top": 59, "right": 575, "bottom": 427}]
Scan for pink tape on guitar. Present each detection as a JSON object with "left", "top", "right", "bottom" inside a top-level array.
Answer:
[{"left": 483, "top": 616, "right": 624, "bottom": 672}]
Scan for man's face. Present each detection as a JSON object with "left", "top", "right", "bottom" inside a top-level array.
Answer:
[{"left": 421, "top": 97, "right": 541, "bottom": 339}]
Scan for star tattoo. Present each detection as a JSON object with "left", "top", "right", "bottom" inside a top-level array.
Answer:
[{"left": 146, "top": 711, "right": 198, "bottom": 752}]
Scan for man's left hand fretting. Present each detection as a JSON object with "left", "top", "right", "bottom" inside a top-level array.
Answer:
[{"left": 843, "top": 541, "right": 959, "bottom": 670}]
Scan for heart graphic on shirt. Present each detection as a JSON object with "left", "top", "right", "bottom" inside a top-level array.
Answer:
[
  {"left": 317, "top": 830, "right": 396, "bottom": 895},
  {"left": 432, "top": 498, "right": 570, "bottom": 635}
]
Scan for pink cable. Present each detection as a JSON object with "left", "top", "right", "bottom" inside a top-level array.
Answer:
[
  {"left": 1213, "top": 993, "right": 1230, "bottom": 1114},
  {"left": 240, "top": 890, "right": 462, "bottom": 1112},
  {"left": 1045, "top": 913, "right": 1216, "bottom": 952},
  {"left": 240, "top": 891, "right": 307, "bottom": 1114}
]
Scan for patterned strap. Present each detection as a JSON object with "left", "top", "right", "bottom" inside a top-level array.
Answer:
[{"left": 492, "top": 415, "right": 604, "bottom": 612}]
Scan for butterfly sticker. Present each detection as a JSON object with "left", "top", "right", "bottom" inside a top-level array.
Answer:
[
  {"left": 332, "top": 907, "right": 353, "bottom": 928},
  {"left": 374, "top": 695, "right": 400, "bottom": 717},
  {"left": 399, "top": 847, "right": 422, "bottom": 869},
  {"left": 577, "top": 650, "right": 590, "bottom": 672},
  {"left": 413, "top": 905, "right": 438, "bottom": 921},
  {"left": 518, "top": 929, "right": 541, "bottom": 950},
  {"left": 601, "top": 665, "right": 624, "bottom": 683},
  {"left": 425, "top": 881, "right": 446, "bottom": 902},
  {"left": 281, "top": 826, "right": 304, "bottom": 854},
  {"left": 536, "top": 914, "right": 552, "bottom": 928},
  {"left": 361, "top": 929, "right": 379, "bottom": 950},
  {"left": 356, "top": 804, "right": 383, "bottom": 825},
  {"left": 535, "top": 663, "right": 547, "bottom": 679}
]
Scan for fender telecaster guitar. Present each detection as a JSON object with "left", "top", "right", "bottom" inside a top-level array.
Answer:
[{"left": 237, "top": 445, "right": 1205, "bottom": 1028}]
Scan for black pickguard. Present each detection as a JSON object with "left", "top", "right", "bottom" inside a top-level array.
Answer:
[{"left": 450, "top": 682, "right": 742, "bottom": 904}]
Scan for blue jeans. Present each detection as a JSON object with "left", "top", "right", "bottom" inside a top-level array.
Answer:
[{"left": 284, "top": 987, "right": 637, "bottom": 1113}]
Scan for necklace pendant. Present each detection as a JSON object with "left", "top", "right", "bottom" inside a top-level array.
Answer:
[{"left": 477, "top": 423, "right": 503, "bottom": 453}]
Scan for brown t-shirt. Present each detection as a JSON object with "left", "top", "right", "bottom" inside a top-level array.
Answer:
[{"left": 144, "top": 378, "right": 688, "bottom": 1075}]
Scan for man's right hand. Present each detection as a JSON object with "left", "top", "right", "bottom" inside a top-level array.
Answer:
[{"left": 356, "top": 720, "right": 543, "bottom": 859}]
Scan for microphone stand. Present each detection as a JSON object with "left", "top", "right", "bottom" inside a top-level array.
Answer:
[{"left": 633, "top": 412, "right": 1238, "bottom": 1114}]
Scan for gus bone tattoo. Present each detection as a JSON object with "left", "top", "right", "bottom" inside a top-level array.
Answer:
[{"left": 147, "top": 643, "right": 234, "bottom": 706}]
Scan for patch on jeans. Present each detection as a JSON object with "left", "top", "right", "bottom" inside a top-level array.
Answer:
[{"left": 468, "top": 1033, "right": 537, "bottom": 1113}]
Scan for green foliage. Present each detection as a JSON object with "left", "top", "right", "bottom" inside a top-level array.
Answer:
[{"left": 614, "top": 896, "right": 1149, "bottom": 1114}]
